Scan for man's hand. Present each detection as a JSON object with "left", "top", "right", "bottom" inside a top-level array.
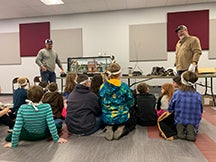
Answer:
[
  {"left": 41, "top": 66, "right": 47, "bottom": 72},
  {"left": 60, "top": 68, "right": 64, "bottom": 74}
]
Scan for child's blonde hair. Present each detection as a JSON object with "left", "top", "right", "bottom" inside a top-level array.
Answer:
[
  {"left": 17, "top": 77, "right": 28, "bottom": 87},
  {"left": 161, "top": 83, "right": 174, "bottom": 101}
]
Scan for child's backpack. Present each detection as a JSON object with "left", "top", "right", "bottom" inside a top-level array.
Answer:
[{"left": 157, "top": 112, "right": 177, "bottom": 140}]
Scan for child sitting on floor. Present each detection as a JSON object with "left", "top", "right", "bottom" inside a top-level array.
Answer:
[
  {"left": 65, "top": 74, "right": 102, "bottom": 136},
  {"left": 168, "top": 71, "right": 203, "bottom": 142},
  {"left": 63, "top": 72, "right": 78, "bottom": 99},
  {"left": 62, "top": 72, "right": 78, "bottom": 118},
  {"left": 11, "top": 77, "right": 28, "bottom": 118},
  {"left": 172, "top": 75, "right": 182, "bottom": 90},
  {"left": 4, "top": 85, "right": 67, "bottom": 148},
  {"left": 42, "top": 82, "right": 64, "bottom": 119},
  {"left": 90, "top": 74, "right": 104, "bottom": 96},
  {"left": 0, "top": 106, "right": 15, "bottom": 133},
  {"left": 136, "top": 83, "right": 157, "bottom": 126},
  {"left": 156, "top": 83, "right": 174, "bottom": 117},
  {"left": 99, "top": 62, "right": 135, "bottom": 141}
]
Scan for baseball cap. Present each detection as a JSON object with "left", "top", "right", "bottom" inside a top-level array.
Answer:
[
  {"left": 45, "top": 39, "right": 53, "bottom": 45},
  {"left": 175, "top": 25, "right": 188, "bottom": 33}
]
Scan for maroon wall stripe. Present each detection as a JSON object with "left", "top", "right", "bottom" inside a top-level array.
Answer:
[
  {"left": 20, "top": 22, "right": 50, "bottom": 57},
  {"left": 167, "top": 10, "right": 209, "bottom": 51}
]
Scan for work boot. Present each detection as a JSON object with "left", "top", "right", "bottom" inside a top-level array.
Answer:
[
  {"left": 114, "top": 125, "right": 125, "bottom": 140},
  {"left": 104, "top": 126, "right": 114, "bottom": 141},
  {"left": 176, "top": 124, "right": 185, "bottom": 139},
  {"left": 186, "top": 124, "right": 196, "bottom": 142}
]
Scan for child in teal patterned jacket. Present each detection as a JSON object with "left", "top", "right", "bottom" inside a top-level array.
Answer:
[{"left": 99, "top": 63, "right": 135, "bottom": 141}]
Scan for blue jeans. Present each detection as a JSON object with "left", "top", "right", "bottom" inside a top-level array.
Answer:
[
  {"left": 40, "top": 70, "right": 56, "bottom": 83},
  {"left": 177, "top": 70, "right": 186, "bottom": 76}
]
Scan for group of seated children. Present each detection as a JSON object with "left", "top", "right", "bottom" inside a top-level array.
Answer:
[
  {"left": 2, "top": 62, "right": 203, "bottom": 148},
  {"left": 3, "top": 76, "right": 69, "bottom": 148},
  {"left": 135, "top": 71, "right": 202, "bottom": 142}
]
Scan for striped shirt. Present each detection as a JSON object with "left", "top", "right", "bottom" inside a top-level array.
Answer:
[{"left": 11, "top": 103, "right": 59, "bottom": 147}]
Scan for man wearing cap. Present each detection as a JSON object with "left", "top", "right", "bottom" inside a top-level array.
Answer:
[
  {"left": 174, "top": 25, "right": 202, "bottom": 75},
  {"left": 35, "top": 39, "right": 64, "bottom": 83}
]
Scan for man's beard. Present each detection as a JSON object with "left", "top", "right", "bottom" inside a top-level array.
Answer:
[{"left": 179, "top": 35, "right": 185, "bottom": 40}]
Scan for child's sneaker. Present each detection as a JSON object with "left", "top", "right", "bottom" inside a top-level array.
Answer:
[
  {"left": 176, "top": 124, "right": 185, "bottom": 139},
  {"left": 186, "top": 124, "right": 196, "bottom": 142},
  {"left": 104, "top": 126, "right": 113, "bottom": 141},
  {"left": 114, "top": 125, "right": 125, "bottom": 140}
]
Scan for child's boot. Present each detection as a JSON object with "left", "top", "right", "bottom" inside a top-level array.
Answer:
[
  {"left": 114, "top": 125, "right": 125, "bottom": 140},
  {"left": 176, "top": 124, "right": 185, "bottom": 139},
  {"left": 186, "top": 124, "right": 196, "bottom": 142},
  {"left": 104, "top": 126, "right": 114, "bottom": 141}
]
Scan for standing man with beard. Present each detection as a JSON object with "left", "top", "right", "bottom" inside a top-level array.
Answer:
[
  {"left": 174, "top": 25, "right": 202, "bottom": 76},
  {"left": 35, "top": 39, "right": 64, "bottom": 83}
]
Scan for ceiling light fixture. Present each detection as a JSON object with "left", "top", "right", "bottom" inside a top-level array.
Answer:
[{"left": 40, "top": 0, "right": 64, "bottom": 5}]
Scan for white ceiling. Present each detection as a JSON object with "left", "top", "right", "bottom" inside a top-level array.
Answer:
[{"left": 0, "top": 0, "right": 216, "bottom": 20}]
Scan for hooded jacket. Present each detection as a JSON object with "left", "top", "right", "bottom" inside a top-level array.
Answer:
[
  {"left": 136, "top": 93, "right": 157, "bottom": 126},
  {"left": 42, "top": 92, "right": 64, "bottom": 118},
  {"left": 65, "top": 84, "right": 101, "bottom": 134},
  {"left": 99, "top": 79, "right": 135, "bottom": 125}
]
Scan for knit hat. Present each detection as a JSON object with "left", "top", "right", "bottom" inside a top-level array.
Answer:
[{"left": 17, "top": 77, "right": 27, "bottom": 87}]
